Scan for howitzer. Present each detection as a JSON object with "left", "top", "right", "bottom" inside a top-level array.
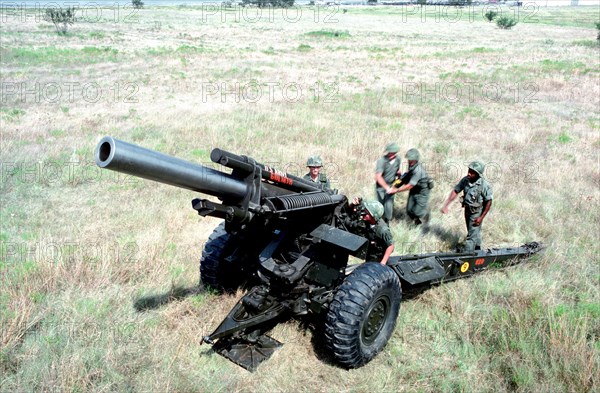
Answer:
[{"left": 95, "top": 136, "right": 543, "bottom": 371}]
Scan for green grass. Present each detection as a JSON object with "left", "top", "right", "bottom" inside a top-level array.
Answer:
[
  {"left": 305, "top": 30, "right": 351, "bottom": 38},
  {"left": 1, "top": 46, "right": 120, "bottom": 65},
  {"left": 0, "top": 107, "right": 26, "bottom": 121},
  {"left": 1, "top": 5, "right": 599, "bottom": 393},
  {"left": 144, "top": 45, "right": 209, "bottom": 56}
]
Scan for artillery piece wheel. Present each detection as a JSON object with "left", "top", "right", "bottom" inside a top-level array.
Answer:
[
  {"left": 200, "top": 222, "right": 246, "bottom": 293},
  {"left": 324, "top": 263, "right": 401, "bottom": 368}
]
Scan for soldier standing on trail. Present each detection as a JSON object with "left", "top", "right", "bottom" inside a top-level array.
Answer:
[
  {"left": 346, "top": 197, "right": 395, "bottom": 265},
  {"left": 375, "top": 143, "right": 401, "bottom": 223},
  {"left": 389, "top": 148, "right": 433, "bottom": 226},
  {"left": 440, "top": 161, "right": 493, "bottom": 251},
  {"left": 304, "top": 156, "right": 330, "bottom": 190}
]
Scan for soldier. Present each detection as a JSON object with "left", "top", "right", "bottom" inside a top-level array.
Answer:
[
  {"left": 440, "top": 161, "right": 493, "bottom": 251},
  {"left": 375, "top": 142, "right": 401, "bottom": 223},
  {"left": 346, "top": 197, "right": 395, "bottom": 265},
  {"left": 390, "top": 148, "right": 432, "bottom": 225},
  {"left": 304, "top": 155, "right": 330, "bottom": 190}
]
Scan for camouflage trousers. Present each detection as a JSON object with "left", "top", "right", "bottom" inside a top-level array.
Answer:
[
  {"left": 406, "top": 188, "right": 430, "bottom": 221},
  {"left": 464, "top": 207, "right": 483, "bottom": 251},
  {"left": 376, "top": 187, "right": 395, "bottom": 222}
]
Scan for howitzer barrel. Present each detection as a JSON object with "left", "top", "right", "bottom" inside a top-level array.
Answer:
[{"left": 95, "top": 136, "right": 248, "bottom": 200}]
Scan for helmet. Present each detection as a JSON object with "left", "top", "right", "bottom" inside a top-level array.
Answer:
[
  {"left": 385, "top": 143, "right": 399, "bottom": 154},
  {"left": 363, "top": 200, "right": 384, "bottom": 220},
  {"left": 405, "top": 148, "right": 420, "bottom": 161},
  {"left": 306, "top": 156, "right": 323, "bottom": 167},
  {"left": 468, "top": 161, "right": 485, "bottom": 176}
]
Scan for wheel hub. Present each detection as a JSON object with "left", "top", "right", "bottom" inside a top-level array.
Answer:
[{"left": 362, "top": 297, "right": 389, "bottom": 344}]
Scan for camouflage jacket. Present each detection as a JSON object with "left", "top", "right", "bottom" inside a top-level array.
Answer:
[
  {"left": 375, "top": 156, "right": 400, "bottom": 188},
  {"left": 303, "top": 172, "right": 330, "bottom": 190},
  {"left": 406, "top": 162, "right": 432, "bottom": 194},
  {"left": 453, "top": 176, "right": 493, "bottom": 211}
]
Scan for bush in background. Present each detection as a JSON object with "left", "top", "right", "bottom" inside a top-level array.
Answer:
[
  {"left": 496, "top": 16, "right": 517, "bottom": 30},
  {"left": 44, "top": 7, "right": 76, "bottom": 35},
  {"left": 485, "top": 10, "right": 498, "bottom": 22}
]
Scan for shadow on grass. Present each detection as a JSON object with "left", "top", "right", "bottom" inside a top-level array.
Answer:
[
  {"left": 133, "top": 285, "right": 205, "bottom": 311},
  {"left": 420, "top": 223, "right": 462, "bottom": 249},
  {"left": 391, "top": 208, "right": 411, "bottom": 223},
  {"left": 392, "top": 207, "right": 463, "bottom": 249}
]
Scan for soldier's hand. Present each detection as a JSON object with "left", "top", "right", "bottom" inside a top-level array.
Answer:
[
  {"left": 441, "top": 206, "right": 449, "bottom": 214},
  {"left": 386, "top": 187, "right": 397, "bottom": 195},
  {"left": 473, "top": 217, "right": 483, "bottom": 226},
  {"left": 352, "top": 196, "right": 361, "bottom": 205}
]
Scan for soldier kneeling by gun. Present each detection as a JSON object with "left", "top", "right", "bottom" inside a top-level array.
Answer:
[{"left": 345, "top": 197, "right": 394, "bottom": 265}]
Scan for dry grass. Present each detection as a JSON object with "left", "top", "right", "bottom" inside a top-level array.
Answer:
[{"left": 1, "top": 4, "right": 599, "bottom": 392}]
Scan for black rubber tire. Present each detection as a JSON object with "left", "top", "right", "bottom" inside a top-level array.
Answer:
[
  {"left": 200, "top": 222, "right": 245, "bottom": 293},
  {"left": 324, "top": 263, "right": 402, "bottom": 369}
]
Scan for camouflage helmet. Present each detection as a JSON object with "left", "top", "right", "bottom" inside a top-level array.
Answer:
[
  {"left": 306, "top": 155, "right": 323, "bottom": 167},
  {"left": 405, "top": 148, "right": 421, "bottom": 161},
  {"left": 468, "top": 161, "right": 485, "bottom": 177},
  {"left": 363, "top": 200, "right": 384, "bottom": 220},
  {"left": 385, "top": 142, "right": 399, "bottom": 154}
]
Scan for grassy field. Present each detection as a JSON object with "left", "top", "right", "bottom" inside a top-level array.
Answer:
[{"left": 1, "top": 4, "right": 599, "bottom": 392}]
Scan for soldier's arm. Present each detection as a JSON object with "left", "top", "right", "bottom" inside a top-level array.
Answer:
[
  {"left": 348, "top": 196, "right": 362, "bottom": 208},
  {"left": 380, "top": 244, "right": 394, "bottom": 265},
  {"left": 395, "top": 183, "right": 414, "bottom": 193},
  {"left": 441, "top": 190, "right": 459, "bottom": 214},
  {"left": 441, "top": 177, "right": 467, "bottom": 213},
  {"left": 375, "top": 172, "right": 391, "bottom": 191},
  {"left": 473, "top": 200, "right": 492, "bottom": 227},
  {"left": 396, "top": 168, "right": 419, "bottom": 193}
]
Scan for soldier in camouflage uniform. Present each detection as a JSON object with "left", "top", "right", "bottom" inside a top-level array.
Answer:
[
  {"left": 389, "top": 148, "right": 432, "bottom": 225},
  {"left": 303, "top": 155, "right": 330, "bottom": 190},
  {"left": 441, "top": 161, "right": 493, "bottom": 251},
  {"left": 375, "top": 142, "right": 401, "bottom": 223},
  {"left": 346, "top": 198, "right": 395, "bottom": 265}
]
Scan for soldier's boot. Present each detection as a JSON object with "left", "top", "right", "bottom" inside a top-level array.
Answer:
[{"left": 463, "top": 239, "right": 476, "bottom": 252}]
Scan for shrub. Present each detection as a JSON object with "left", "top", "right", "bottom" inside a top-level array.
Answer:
[
  {"left": 484, "top": 10, "right": 498, "bottom": 22},
  {"left": 242, "top": 0, "right": 294, "bottom": 6},
  {"left": 132, "top": 0, "right": 144, "bottom": 8},
  {"left": 496, "top": 16, "right": 517, "bottom": 30},
  {"left": 45, "top": 7, "right": 76, "bottom": 35},
  {"left": 596, "top": 22, "right": 599, "bottom": 41}
]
